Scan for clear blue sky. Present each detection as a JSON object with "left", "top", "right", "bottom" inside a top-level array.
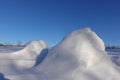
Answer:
[{"left": 0, "top": 0, "right": 120, "bottom": 46}]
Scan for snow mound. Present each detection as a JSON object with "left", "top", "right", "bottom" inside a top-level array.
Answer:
[
  {"left": 1, "top": 28, "right": 120, "bottom": 80},
  {"left": 0, "top": 40, "right": 47, "bottom": 72},
  {"left": 18, "top": 40, "right": 47, "bottom": 60},
  {"left": 51, "top": 28, "right": 107, "bottom": 67},
  {"left": 34, "top": 28, "right": 120, "bottom": 80}
]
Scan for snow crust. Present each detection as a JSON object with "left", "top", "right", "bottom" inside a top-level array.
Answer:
[{"left": 0, "top": 28, "right": 120, "bottom": 80}]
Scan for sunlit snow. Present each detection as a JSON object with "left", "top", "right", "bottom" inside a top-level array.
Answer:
[{"left": 0, "top": 28, "right": 120, "bottom": 80}]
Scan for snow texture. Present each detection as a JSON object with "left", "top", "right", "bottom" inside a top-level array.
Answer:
[
  {"left": 107, "top": 49, "right": 120, "bottom": 66},
  {"left": 0, "top": 40, "right": 47, "bottom": 74},
  {"left": 0, "top": 28, "right": 120, "bottom": 80}
]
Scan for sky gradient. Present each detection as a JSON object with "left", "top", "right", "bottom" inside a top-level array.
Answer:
[{"left": 0, "top": 0, "right": 120, "bottom": 46}]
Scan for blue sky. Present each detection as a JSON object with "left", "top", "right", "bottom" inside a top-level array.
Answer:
[{"left": 0, "top": 0, "right": 120, "bottom": 46}]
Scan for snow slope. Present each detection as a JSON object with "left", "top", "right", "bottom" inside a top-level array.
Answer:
[{"left": 0, "top": 28, "right": 120, "bottom": 80}]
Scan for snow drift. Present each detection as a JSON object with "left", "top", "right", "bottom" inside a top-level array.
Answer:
[
  {"left": 0, "top": 40, "right": 47, "bottom": 73},
  {"left": 1, "top": 28, "right": 120, "bottom": 80},
  {"left": 33, "top": 28, "right": 120, "bottom": 80}
]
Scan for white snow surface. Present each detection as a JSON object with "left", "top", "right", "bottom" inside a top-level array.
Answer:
[
  {"left": 0, "top": 40, "right": 47, "bottom": 73},
  {"left": 0, "top": 28, "right": 120, "bottom": 80},
  {"left": 107, "top": 49, "right": 120, "bottom": 66}
]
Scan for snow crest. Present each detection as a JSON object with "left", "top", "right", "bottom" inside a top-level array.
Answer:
[{"left": 51, "top": 28, "right": 107, "bottom": 67}]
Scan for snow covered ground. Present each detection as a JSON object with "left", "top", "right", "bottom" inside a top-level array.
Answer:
[
  {"left": 0, "top": 28, "right": 120, "bottom": 80},
  {"left": 106, "top": 49, "right": 120, "bottom": 66}
]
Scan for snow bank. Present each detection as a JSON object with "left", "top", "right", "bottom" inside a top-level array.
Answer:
[
  {"left": 0, "top": 40, "right": 47, "bottom": 73},
  {"left": 34, "top": 28, "right": 120, "bottom": 80},
  {"left": 1, "top": 28, "right": 120, "bottom": 80}
]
